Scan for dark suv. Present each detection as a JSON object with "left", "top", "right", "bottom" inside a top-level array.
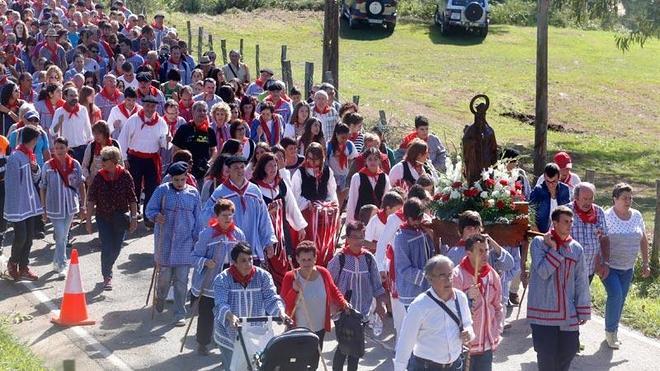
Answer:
[
  {"left": 434, "top": 0, "right": 489, "bottom": 37},
  {"left": 342, "top": 0, "right": 398, "bottom": 32}
]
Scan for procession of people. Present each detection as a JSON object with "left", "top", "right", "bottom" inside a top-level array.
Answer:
[{"left": 0, "top": 1, "right": 654, "bottom": 370}]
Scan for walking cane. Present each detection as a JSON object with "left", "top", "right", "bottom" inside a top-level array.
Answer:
[
  {"left": 515, "top": 275, "right": 528, "bottom": 320},
  {"left": 149, "top": 197, "right": 166, "bottom": 319},
  {"left": 180, "top": 243, "right": 228, "bottom": 353}
]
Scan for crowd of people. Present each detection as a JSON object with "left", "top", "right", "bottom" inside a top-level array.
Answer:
[{"left": 0, "top": 1, "right": 653, "bottom": 370}]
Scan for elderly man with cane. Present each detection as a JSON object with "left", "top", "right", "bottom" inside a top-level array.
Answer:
[{"left": 394, "top": 255, "right": 474, "bottom": 370}]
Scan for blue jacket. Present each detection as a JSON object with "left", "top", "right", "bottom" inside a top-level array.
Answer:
[
  {"left": 394, "top": 228, "right": 434, "bottom": 305},
  {"left": 529, "top": 182, "right": 570, "bottom": 233}
]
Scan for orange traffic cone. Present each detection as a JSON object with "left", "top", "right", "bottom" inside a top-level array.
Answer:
[{"left": 51, "top": 249, "right": 95, "bottom": 326}]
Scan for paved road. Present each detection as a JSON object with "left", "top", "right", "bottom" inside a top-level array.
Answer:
[{"left": 1, "top": 221, "right": 659, "bottom": 370}]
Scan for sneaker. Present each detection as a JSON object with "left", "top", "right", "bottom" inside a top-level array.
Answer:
[
  {"left": 19, "top": 266, "right": 38, "bottom": 281},
  {"left": 509, "top": 292, "right": 520, "bottom": 305},
  {"left": 103, "top": 277, "right": 113, "bottom": 291},
  {"left": 173, "top": 318, "right": 186, "bottom": 327},
  {"left": 197, "top": 344, "right": 209, "bottom": 356},
  {"left": 606, "top": 331, "right": 620, "bottom": 349},
  {"left": 154, "top": 298, "right": 165, "bottom": 313},
  {"left": 7, "top": 261, "right": 20, "bottom": 281}
]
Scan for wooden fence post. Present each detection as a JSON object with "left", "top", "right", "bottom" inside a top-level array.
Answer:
[
  {"left": 221, "top": 40, "right": 227, "bottom": 65},
  {"left": 282, "top": 60, "right": 294, "bottom": 92},
  {"left": 255, "top": 44, "right": 260, "bottom": 76},
  {"left": 378, "top": 110, "right": 387, "bottom": 130},
  {"left": 652, "top": 179, "right": 660, "bottom": 272},
  {"left": 585, "top": 169, "right": 595, "bottom": 184},
  {"left": 239, "top": 39, "right": 244, "bottom": 61},
  {"left": 281, "top": 45, "right": 287, "bottom": 62},
  {"left": 197, "top": 27, "right": 203, "bottom": 62},
  {"left": 352, "top": 95, "right": 360, "bottom": 105},
  {"left": 186, "top": 21, "right": 192, "bottom": 53},
  {"left": 304, "top": 62, "right": 314, "bottom": 101},
  {"left": 208, "top": 34, "right": 213, "bottom": 51}
]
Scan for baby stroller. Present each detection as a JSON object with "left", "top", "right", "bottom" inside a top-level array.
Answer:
[{"left": 234, "top": 316, "right": 320, "bottom": 371}]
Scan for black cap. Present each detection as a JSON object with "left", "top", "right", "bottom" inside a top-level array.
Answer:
[
  {"left": 167, "top": 161, "right": 189, "bottom": 176},
  {"left": 136, "top": 72, "right": 152, "bottom": 82},
  {"left": 141, "top": 95, "right": 159, "bottom": 104},
  {"left": 225, "top": 156, "right": 248, "bottom": 166}
]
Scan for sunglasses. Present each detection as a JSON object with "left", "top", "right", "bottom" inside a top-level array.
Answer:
[{"left": 101, "top": 157, "right": 112, "bottom": 162}]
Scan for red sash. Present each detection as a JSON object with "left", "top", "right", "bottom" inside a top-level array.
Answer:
[
  {"left": 258, "top": 116, "right": 280, "bottom": 145},
  {"left": 127, "top": 149, "right": 162, "bottom": 183}
]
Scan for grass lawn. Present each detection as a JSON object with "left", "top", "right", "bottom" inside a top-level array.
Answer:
[
  {"left": 0, "top": 321, "right": 46, "bottom": 370},
  {"left": 169, "top": 9, "right": 659, "bottom": 224}
]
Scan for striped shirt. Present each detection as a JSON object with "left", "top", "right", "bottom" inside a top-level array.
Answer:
[
  {"left": 39, "top": 159, "right": 85, "bottom": 219},
  {"left": 4, "top": 151, "right": 43, "bottom": 222},
  {"left": 394, "top": 228, "right": 434, "bottom": 305},
  {"left": 327, "top": 251, "right": 385, "bottom": 320},
  {"left": 570, "top": 203, "right": 608, "bottom": 274},
  {"left": 191, "top": 226, "right": 246, "bottom": 298}
]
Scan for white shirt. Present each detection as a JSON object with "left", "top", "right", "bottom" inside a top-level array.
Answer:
[
  {"left": 118, "top": 75, "right": 139, "bottom": 91},
  {"left": 345, "top": 171, "right": 391, "bottom": 224},
  {"left": 365, "top": 213, "right": 387, "bottom": 244},
  {"left": 222, "top": 62, "right": 250, "bottom": 83},
  {"left": 394, "top": 289, "right": 475, "bottom": 371},
  {"left": 389, "top": 161, "right": 419, "bottom": 188},
  {"left": 106, "top": 104, "right": 142, "bottom": 139},
  {"left": 117, "top": 112, "right": 168, "bottom": 160},
  {"left": 375, "top": 212, "right": 433, "bottom": 272},
  {"left": 291, "top": 167, "right": 338, "bottom": 212},
  {"left": 50, "top": 105, "right": 93, "bottom": 147}
]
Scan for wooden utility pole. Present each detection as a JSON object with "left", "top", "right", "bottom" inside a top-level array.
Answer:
[
  {"left": 322, "top": 0, "right": 339, "bottom": 90},
  {"left": 534, "top": 0, "right": 549, "bottom": 176}
]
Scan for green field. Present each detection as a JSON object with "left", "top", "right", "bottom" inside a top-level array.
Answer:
[{"left": 170, "top": 10, "right": 659, "bottom": 223}]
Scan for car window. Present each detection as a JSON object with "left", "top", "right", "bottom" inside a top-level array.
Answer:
[{"left": 451, "top": 0, "right": 486, "bottom": 6}]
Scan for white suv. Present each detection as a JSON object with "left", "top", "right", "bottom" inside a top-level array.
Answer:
[{"left": 434, "top": 0, "right": 489, "bottom": 37}]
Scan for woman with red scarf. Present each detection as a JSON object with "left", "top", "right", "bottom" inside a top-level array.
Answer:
[
  {"left": 345, "top": 147, "right": 391, "bottom": 225},
  {"left": 451, "top": 234, "right": 504, "bottom": 371},
  {"left": 389, "top": 138, "right": 434, "bottom": 191},
  {"left": 40, "top": 137, "right": 86, "bottom": 278},
  {"left": 82, "top": 121, "right": 122, "bottom": 187},
  {"left": 251, "top": 153, "right": 307, "bottom": 287},
  {"left": 94, "top": 74, "right": 124, "bottom": 121},
  {"left": 326, "top": 123, "right": 358, "bottom": 209},
  {"left": 86, "top": 146, "right": 138, "bottom": 290},
  {"left": 250, "top": 102, "right": 283, "bottom": 146},
  {"left": 291, "top": 142, "right": 339, "bottom": 266},
  {"left": 34, "top": 83, "right": 65, "bottom": 142},
  {"left": 0, "top": 81, "right": 24, "bottom": 136}
]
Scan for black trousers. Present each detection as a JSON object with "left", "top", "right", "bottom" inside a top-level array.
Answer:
[
  {"left": 531, "top": 324, "right": 579, "bottom": 371},
  {"left": 0, "top": 181, "right": 6, "bottom": 237},
  {"left": 127, "top": 154, "right": 158, "bottom": 217},
  {"left": 10, "top": 217, "right": 35, "bottom": 267},
  {"left": 194, "top": 295, "right": 215, "bottom": 346}
]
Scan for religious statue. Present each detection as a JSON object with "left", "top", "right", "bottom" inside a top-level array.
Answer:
[{"left": 462, "top": 94, "right": 498, "bottom": 184}]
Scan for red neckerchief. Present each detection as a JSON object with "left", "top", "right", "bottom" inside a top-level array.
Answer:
[
  {"left": 48, "top": 154, "right": 75, "bottom": 186},
  {"left": 223, "top": 179, "right": 249, "bottom": 210},
  {"left": 118, "top": 102, "right": 138, "bottom": 118},
  {"left": 45, "top": 98, "right": 65, "bottom": 116},
  {"left": 43, "top": 42, "right": 59, "bottom": 63},
  {"left": 20, "top": 89, "right": 35, "bottom": 103},
  {"left": 254, "top": 78, "right": 266, "bottom": 88},
  {"left": 395, "top": 209, "right": 406, "bottom": 222},
  {"left": 99, "top": 40, "right": 113, "bottom": 59},
  {"left": 228, "top": 265, "right": 256, "bottom": 288},
  {"left": 138, "top": 86, "right": 159, "bottom": 99},
  {"left": 178, "top": 100, "right": 193, "bottom": 121},
  {"left": 15, "top": 120, "right": 25, "bottom": 129},
  {"left": 302, "top": 161, "right": 322, "bottom": 180},
  {"left": 138, "top": 109, "right": 159, "bottom": 129},
  {"left": 16, "top": 144, "right": 36, "bottom": 164},
  {"left": 62, "top": 103, "right": 80, "bottom": 119},
  {"left": 550, "top": 229, "right": 573, "bottom": 250},
  {"left": 100, "top": 87, "right": 121, "bottom": 103},
  {"left": 266, "top": 94, "right": 290, "bottom": 111},
  {"left": 0, "top": 75, "right": 7, "bottom": 85},
  {"left": 377, "top": 210, "right": 388, "bottom": 225},
  {"left": 456, "top": 239, "right": 466, "bottom": 247},
  {"left": 186, "top": 173, "right": 197, "bottom": 187},
  {"left": 255, "top": 176, "right": 281, "bottom": 193},
  {"left": 342, "top": 246, "right": 366, "bottom": 257},
  {"left": 164, "top": 115, "right": 178, "bottom": 135},
  {"left": 151, "top": 21, "right": 164, "bottom": 31},
  {"left": 349, "top": 132, "right": 360, "bottom": 142},
  {"left": 459, "top": 256, "right": 492, "bottom": 293},
  {"left": 192, "top": 119, "right": 209, "bottom": 133},
  {"left": 335, "top": 141, "right": 348, "bottom": 170},
  {"left": 314, "top": 105, "right": 330, "bottom": 115},
  {"left": 93, "top": 138, "right": 113, "bottom": 156},
  {"left": 208, "top": 217, "right": 237, "bottom": 239},
  {"left": 5, "top": 100, "right": 20, "bottom": 112},
  {"left": 561, "top": 173, "right": 573, "bottom": 186},
  {"left": 258, "top": 116, "right": 280, "bottom": 145},
  {"left": 399, "top": 131, "right": 419, "bottom": 150},
  {"left": 574, "top": 201, "right": 597, "bottom": 224},
  {"left": 359, "top": 166, "right": 382, "bottom": 202},
  {"left": 5, "top": 54, "right": 17, "bottom": 66},
  {"left": 98, "top": 165, "right": 125, "bottom": 182}
]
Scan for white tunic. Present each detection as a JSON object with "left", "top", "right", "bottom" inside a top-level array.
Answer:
[{"left": 117, "top": 112, "right": 168, "bottom": 160}]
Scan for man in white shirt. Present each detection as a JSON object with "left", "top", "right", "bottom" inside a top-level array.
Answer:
[
  {"left": 394, "top": 255, "right": 475, "bottom": 371},
  {"left": 311, "top": 90, "right": 339, "bottom": 138},
  {"left": 222, "top": 50, "right": 250, "bottom": 85},
  {"left": 117, "top": 95, "right": 169, "bottom": 228},
  {"left": 50, "top": 86, "right": 92, "bottom": 163}
]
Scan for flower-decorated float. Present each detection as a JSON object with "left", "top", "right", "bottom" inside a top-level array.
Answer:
[{"left": 429, "top": 156, "right": 535, "bottom": 247}]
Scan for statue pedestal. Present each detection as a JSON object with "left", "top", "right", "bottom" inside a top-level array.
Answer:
[{"left": 431, "top": 216, "right": 530, "bottom": 247}]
